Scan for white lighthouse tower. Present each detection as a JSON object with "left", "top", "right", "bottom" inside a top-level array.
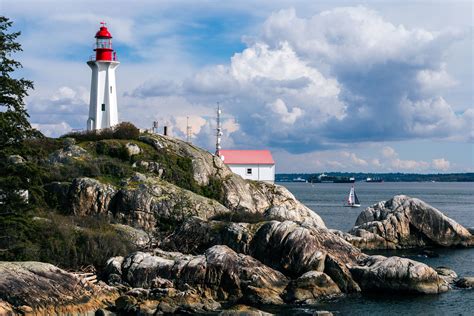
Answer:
[{"left": 87, "top": 22, "right": 119, "bottom": 130}]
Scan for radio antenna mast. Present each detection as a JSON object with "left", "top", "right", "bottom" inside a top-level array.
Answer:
[
  {"left": 186, "top": 116, "right": 192, "bottom": 143},
  {"left": 215, "top": 103, "right": 222, "bottom": 156}
]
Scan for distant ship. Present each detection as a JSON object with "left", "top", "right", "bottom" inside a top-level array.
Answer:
[
  {"left": 292, "top": 177, "right": 307, "bottom": 183},
  {"left": 366, "top": 177, "right": 383, "bottom": 183},
  {"left": 317, "top": 173, "right": 355, "bottom": 183},
  {"left": 344, "top": 186, "right": 361, "bottom": 207}
]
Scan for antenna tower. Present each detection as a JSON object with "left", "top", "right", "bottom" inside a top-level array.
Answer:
[
  {"left": 215, "top": 103, "right": 223, "bottom": 156},
  {"left": 186, "top": 116, "right": 192, "bottom": 143}
]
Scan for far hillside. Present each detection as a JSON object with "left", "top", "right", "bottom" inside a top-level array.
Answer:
[{"left": 277, "top": 172, "right": 474, "bottom": 182}]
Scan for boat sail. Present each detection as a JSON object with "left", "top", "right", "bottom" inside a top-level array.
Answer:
[{"left": 345, "top": 186, "right": 361, "bottom": 207}]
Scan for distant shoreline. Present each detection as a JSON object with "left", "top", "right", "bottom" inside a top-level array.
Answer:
[{"left": 277, "top": 172, "right": 474, "bottom": 183}]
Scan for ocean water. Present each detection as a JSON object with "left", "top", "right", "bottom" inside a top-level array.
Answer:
[{"left": 271, "top": 182, "right": 474, "bottom": 316}]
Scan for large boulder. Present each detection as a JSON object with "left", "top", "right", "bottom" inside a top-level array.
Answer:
[
  {"left": 0, "top": 262, "right": 117, "bottom": 314},
  {"left": 67, "top": 177, "right": 116, "bottom": 216},
  {"left": 349, "top": 195, "right": 474, "bottom": 249},
  {"left": 249, "top": 221, "right": 364, "bottom": 293},
  {"left": 350, "top": 255, "right": 448, "bottom": 294},
  {"left": 455, "top": 277, "right": 474, "bottom": 288},
  {"left": 283, "top": 271, "right": 341, "bottom": 304},
  {"left": 105, "top": 245, "right": 289, "bottom": 305},
  {"left": 49, "top": 143, "right": 90, "bottom": 164},
  {"left": 111, "top": 176, "right": 230, "bottom": 231}
]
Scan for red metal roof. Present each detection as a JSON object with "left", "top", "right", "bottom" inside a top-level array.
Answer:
[
  {"left": 95, "top": 26, "right": 112, "bottom": 38},
  {"left": 219, "top": 150, "right": 274, "bottom": 165}
]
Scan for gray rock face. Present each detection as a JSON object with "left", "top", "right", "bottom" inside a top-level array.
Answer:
[
  {"left": 105, "top": 245, "right": 289, "bottom": 305},
  {"left": 219, "top": 305, "right": 273, "bottom": 315},
  {"left": 112, "top": 178, "right": 230, "bottom": 231},
  {"left": 435, "top": 266, "right": 458, "bottom": 284},
  {"left": 0, "top": 261, "right": 117, "bottom": 314},
  {"left": 49, "top": 144, "right": 90, "bottom": 164},
  {"left": 249, "top": 221, "right": 363, "bottom": 293},
  {"left": 455, "top": 277, "right": 474, "bottom": 288},
  {"left": 283, "top": 271, "right": 341, "bottom": 303},
  {"left": 125, "top": 142, "right": 141, "bottom": 156},
  {"left": 140, "top": 134, "right": 326, "bottom": 228},
  {"left": 350, "top": 255, "right": 448, "bottom": 294},
  {"left": 349, "top": 195, "right": 474, "bottom": 249},
  {"left": 111, "top": 224, "right": 151, "bottom": 248},
  {"left": 133, "top": 160, "right": 163, "bottom": 177},
  {"left": 46, "top": 134, "right": 326, "bottom": 232},
  {"left": 7, "top": 154, "right": 26, "bottom": 164},
  {"left": 139, "top": 134, "right": 232, "bottom": 186},
  {"left": 163, "top": 219, "right": 363, "bottom": 293},
  {"left": 68, "top": 177, "right": 116, "bottom": 216},
  {"left": 48, "top": 176, "right": 230, "bottom": 231},
  {"left": 160, "top": 216, "right": 256, "bottom": 254}
]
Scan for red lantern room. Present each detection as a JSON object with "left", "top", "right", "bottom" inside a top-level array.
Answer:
[{"left": 94, "top": 22, "right": 116, "bottom": 61}]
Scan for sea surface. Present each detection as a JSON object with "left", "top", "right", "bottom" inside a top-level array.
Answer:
[{"left": 270, "top": 182, "right": 474, "bottom": 316}]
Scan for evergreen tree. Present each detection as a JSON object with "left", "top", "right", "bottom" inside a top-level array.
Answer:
[
  {"left": 0, "top": 16, "right": 41, "bottom": 257},
  {"left": 0, "top": 16, "right": 36, "bottom": 148}
]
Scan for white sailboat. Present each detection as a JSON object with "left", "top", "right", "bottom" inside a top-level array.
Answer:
[{"left": 345, "top": 186, "right": 361, "bottom": 207}]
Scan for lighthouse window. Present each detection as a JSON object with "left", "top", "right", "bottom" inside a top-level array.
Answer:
[
  {"left": 110, "top": 86, "right": 112, "bottom": 93},
  {"left": 96, "top": 38, "right": 111, "bottom": 49},
  {"left": 101, "top": 103, "right": 105, "bottom": 111},
  {"left": 246, "top": 168, "right": 252, "bottom": 175}
]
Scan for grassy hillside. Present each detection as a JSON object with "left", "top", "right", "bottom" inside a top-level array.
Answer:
[{"left": 0, "top": 125, "right": 225, "bottom": 270}]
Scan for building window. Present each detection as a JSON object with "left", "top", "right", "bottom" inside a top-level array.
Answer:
[
  {"left": 110, "top": 86, "right": 112, "bottom": 93},
  {"left": 246, "top": 168, "right": 252, "bottom": 175},
  {"left": 101, "top": 103, "right": 105, "bottom": 111}
]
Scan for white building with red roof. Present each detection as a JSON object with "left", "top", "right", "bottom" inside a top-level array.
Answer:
[{"left": 219, "top": 150, "right": 275, "bottom": 183}]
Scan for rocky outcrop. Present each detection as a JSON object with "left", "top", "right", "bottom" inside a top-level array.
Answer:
[
  {"left": 140, "top": 134, "right": 326, "bottom": 228},
  {"left": 68, "top": 177, "right": 116, "bottom": 216},
  {"left": 105, "top": 245, "right": 289, "bottom": 305},
  {"left": 350, "top": 255, "right": 448, "bottom": 294},
  {"left": 125, "top": 142, "right": 141, "bottom": 156},
  {"left": 220, "top": 305, "right": 273, "bottom": 315},
  {"left": 46, "top": 134, "right": 326, "bottom": 230},
  {"left": 111, "top": 176, "right": 230, "bottom": 231},
  {"left": 7, "top": 154, "right": 26, "bottom": 164},
  {"left": 435, "top": 267, "right": 458, "bottom": 285},
  {"left": 163, "top": 219, "right": 363, "bottom": 293},
  {"left": 111, "top": 224, "right": 152, "bottom": 248},
  {"left": 139, "top": 134, "right": 233, "bottom": 186},
  {"left": 349, "top": 195, "right": 474, "bottom": 249},
  {"left": 0, "top": 261, "right": 117, "bottom": 314},
  {"left": 282, "top": 271, "right": 341, "bottom": 303},
  {"left": 49, "top": 142, "right": 90, "bottom": 164},
  {"left": 46, "top": 176, "right": 230, "bottom": 231},
  {"left": 160, "top": 216, "right": 257, "bottom": 254},
  {"left": 249, "top": 221, "right": 363, "bottom": 293},
  {"left": 455, "top": 277, "right": 474, "bottom": 288}
]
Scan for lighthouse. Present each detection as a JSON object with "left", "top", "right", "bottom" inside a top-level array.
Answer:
[{"left": 87, "top": 22, "right": 119, "bottom": 130}]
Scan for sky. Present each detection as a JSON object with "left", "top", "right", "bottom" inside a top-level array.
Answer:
[{"left": 2, "top": 0, "right": 473, "bottom": 173}]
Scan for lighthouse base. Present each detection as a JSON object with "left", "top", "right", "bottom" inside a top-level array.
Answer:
[{"left": 87, "top": 60, "right": 119, "bottom": 131}]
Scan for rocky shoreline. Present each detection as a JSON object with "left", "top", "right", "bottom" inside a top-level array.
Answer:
[{"left": 1, "top": 135, "right": 473, "bottom": 315}]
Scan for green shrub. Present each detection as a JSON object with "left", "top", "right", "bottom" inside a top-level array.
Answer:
[
  {"left": 95, "top": 140, "right": 130, "bottom": 161},
  {"left": 62, "top": 121, "right": 139, "bottom": 142},
  {"left": 200, "top": 177, "right": 225, "bottom": 202},
  {"left": 0, "top": 213, "right": 136, "bottom": 270},
  {"left": 42, "top": 152, "right": 134, "bottom": 184},
  {"left": 112, "top": 122, "right": 140, "bottom": 140}
]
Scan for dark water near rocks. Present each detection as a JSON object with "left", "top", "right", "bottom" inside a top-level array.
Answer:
[{"left": 272, "top": 182, "right": 474, "bottom": 316}]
